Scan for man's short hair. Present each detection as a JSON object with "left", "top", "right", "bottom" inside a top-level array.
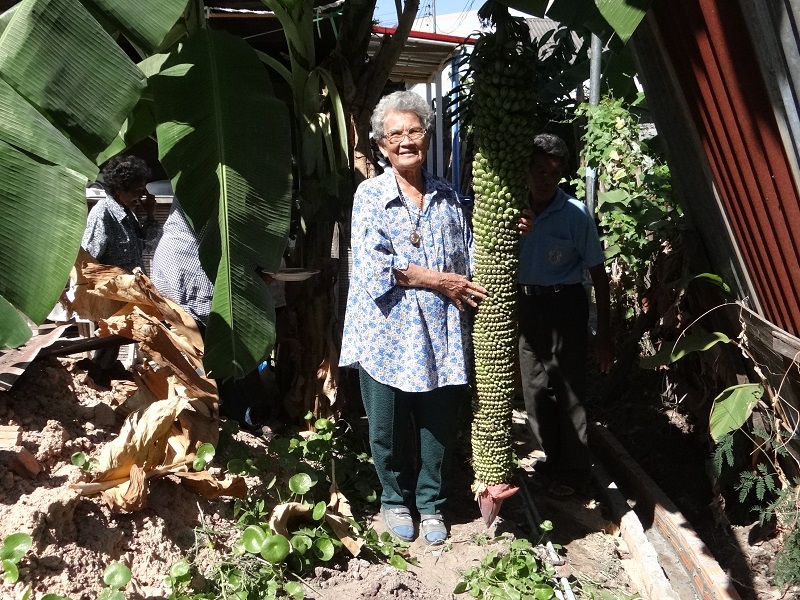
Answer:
[{"left": 532, "top": 133, "right": 569, "bottom": 170}]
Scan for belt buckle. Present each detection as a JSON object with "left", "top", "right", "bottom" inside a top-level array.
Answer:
[{"left": 553, "top": 284, "right": 563, "bottom": 293}]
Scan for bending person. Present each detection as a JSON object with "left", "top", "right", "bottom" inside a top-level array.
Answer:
[
  {"left": 81, "top": 155, "right": 157, "bottom": 382},
  {"left": 151, "top": 197, "right": 272, "bottom": 432}
]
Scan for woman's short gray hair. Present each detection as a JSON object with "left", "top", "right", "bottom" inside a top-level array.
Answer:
[{"left": 371, "top": 91, "right": 434, "bottom": 140}]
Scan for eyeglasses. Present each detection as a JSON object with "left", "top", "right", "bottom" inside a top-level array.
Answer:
[{"left": 384, "top": 127, "right": 427, "bottom": 144}]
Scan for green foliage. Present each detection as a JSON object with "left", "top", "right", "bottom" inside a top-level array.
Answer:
[
  {"left": 0, "top": 0, "right": 188, "bottom": 344},
  {"left": 361, "top": 529, "right": 412, "bottom": 571},
  {"left": 735, "top": 463, "right": 778, "bottom": 505},
  {"left": 454, "top": 537, "right": 558, "bottom": 598},
  {"left": 1, "top": 532, "right": 32, "bottom": 584},
  {"left": 158, "top": 417, "right": 410, "bottom": 599},
  {"left": 96, "top": 562, "right": 131, "bottom": 600},
  {"left": 639, "top": 331, "right": 733, "bottom": 370},
  {"left": 71, "top": 451, "right": 99, "bottom": 473},
  {"left": 164, "top": 559, "right": 212, "bottom": 600},
  {"left": 708, "top": 384, "right": 763, "bottom": 443},
  {"left": 0, "top": 297, "right": 33, "bottom": 350},
  {"left": 151, "top": 27, "right": 293, "bottom": 380},
  {"left": 708, "top": 425, "right": 800, "bottom": 593},
  {"left": 774, "top": 526, "right": 800, "bottom": 591},
  {"left": 709, "top": 432, "right": 735, "bottom": 478},
  {"left": 574, "top": 95, "right": 682, "bottom": 316},
  {"left": 192, "top": 443, "right": 216, "bottom": 471}
]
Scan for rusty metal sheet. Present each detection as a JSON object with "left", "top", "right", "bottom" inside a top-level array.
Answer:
[{"left": 653, "top": 0, "right": 800, "bottom": 336}]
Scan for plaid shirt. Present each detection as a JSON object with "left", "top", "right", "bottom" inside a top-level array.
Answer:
[{"left": 150, "top": 199, "right": 214, "bottom": 324}]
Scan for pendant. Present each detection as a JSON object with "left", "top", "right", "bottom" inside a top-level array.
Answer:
[{"left": 409, "top": 230, "right": 421, "bottom": 246}]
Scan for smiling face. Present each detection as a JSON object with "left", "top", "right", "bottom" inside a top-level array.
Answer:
[{"left": 378, "top": 111, "right": 430, "bottom": 175}]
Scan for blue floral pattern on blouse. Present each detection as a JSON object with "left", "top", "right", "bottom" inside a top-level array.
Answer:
[{"left": 339, "top": 169, "right": 475, "bottom": 392}]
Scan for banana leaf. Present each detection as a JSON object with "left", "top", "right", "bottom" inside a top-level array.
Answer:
[
  {"left": 0, "top": 0, "right": 189, "bottom": 343},
  {"left": 0, "top": 5, "right": 16, "bottom": 37},
  {"left": 151, "top": 29, "right": 293, "bottom": 380},
  {"left": 639, "top": 331, "right": 733, "bottom": 370},
  {"left": 84, "top": 0, "right": 189, "bottom": 56},
  {"left": 510, "top": 0, "right": 651, "bottom": 43},
  {"left": 0, "top": 0, "right": 146, "bottom": 161},
  {"left": 709, "top": 383, "right": 763, "bottom": 443},
  {"left": 0, "top": 296, "right": 32, "bottom": 350}
]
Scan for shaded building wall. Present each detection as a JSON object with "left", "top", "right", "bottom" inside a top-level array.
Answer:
[
  {"left": 645, "top": 0, "right": 800, "bottom": 337},
  {"left": 631, "top": 0, "right": 800, "bottom": 467}
]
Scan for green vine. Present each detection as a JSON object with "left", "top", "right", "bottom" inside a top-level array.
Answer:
[{"left": 573, "top": 95, "right": 682, "bottom": 320}]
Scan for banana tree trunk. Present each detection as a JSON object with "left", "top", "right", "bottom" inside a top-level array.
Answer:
[{"left": 289, "top": 219, "right": 340, "bottom": 420}]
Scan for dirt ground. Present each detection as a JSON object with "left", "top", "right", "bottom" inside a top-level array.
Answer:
[{"left": 0, "top": 356, "right": 646, "bottom": 600}]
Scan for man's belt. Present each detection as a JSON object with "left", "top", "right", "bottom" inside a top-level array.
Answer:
[{"left": 518, "top": 283, "right": 581, "bottom": 296}]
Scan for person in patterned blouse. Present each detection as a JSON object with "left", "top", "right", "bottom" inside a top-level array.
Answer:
[
  {"left": 339, "top": 91, "right": 487, "bottom": 546},
  {"left": 82, "top": 155, "right": 158, "bottom": 273},
  {"left": 80, "top": 155, "right": 157, "bottom": 381}
]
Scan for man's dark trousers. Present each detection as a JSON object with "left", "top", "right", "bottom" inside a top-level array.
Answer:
[{"left": 518, "top": 283, "right": 591, "bottom": 488}]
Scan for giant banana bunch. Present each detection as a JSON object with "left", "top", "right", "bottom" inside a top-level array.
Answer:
[{"left": 467, "top": 2, "right": 538, "bottom": 525}]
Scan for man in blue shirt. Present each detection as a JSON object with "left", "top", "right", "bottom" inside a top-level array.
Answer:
[{"left": 518, "top": 133, "right": 613, "bottom": 496}]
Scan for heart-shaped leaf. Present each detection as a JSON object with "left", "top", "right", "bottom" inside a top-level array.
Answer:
[
  {"left": 1, "top": 560, "right": 19, "bottom": 583},
  {"left": 312, "top": 501, "right": 326, "bottom": 521},
  {"left": 1, "top": 533, "right": 32, "bottom": 562},
  {"left": 283, "top": 580, "right": 304, "bottom": 599},
  {"left": 169, "top": 559, "right": 190, "bottom": 579},
  {"left": 313, "top": 538, "right": 335, "bottom": 562},
  {"left": 288, "top": 472, "right": 314, "bottom": 495},
  {"left": 290, "top": 534, "right": 313, "bottom": 555}
]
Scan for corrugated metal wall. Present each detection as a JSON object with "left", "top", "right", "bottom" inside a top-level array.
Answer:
[{"left": 653, "top": 0, "right": 800, "bottom": 335}]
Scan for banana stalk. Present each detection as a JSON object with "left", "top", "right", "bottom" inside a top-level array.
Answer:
[{"left": 467, "top": 1, "right": 538, "bottom": 526}]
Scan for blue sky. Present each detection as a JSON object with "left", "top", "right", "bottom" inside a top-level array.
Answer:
[{"left": 372, "top": 0, "right": 480, "bottom": 27}]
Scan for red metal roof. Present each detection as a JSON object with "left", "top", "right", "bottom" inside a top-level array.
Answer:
[
  {"left": 372, "top": 25, "right": 476, "bottom": 46},
  {"left": 654, "top": 0, "right": 800, "bottom": 335}
]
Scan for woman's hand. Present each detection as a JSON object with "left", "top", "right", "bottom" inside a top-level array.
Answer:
[
  {"left": 518, "top": 209, "right": 533, "bottom": 236},
  {"left": 395, "top": 264, "right": 488, "bottom": 311},
  {"left": 435, "top": 272, "right": 488, "bottom": 311}
]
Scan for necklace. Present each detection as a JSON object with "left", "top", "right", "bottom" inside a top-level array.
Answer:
[{"left": 395, "top": 178, "right": 423, "bottom": 246}]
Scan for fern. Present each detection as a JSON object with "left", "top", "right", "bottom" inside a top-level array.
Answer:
[
  {"left": 734, "top": 465, "right": 777, "bottom": 505},
  {"left": 709, "top": 433, "right": 735, "bottom": 477},
  {"left": 736, "top": 471, "right": 756, "bottom": 504},
  {"left": 774, "top": 527, "right": 800, "bottom": 591}
]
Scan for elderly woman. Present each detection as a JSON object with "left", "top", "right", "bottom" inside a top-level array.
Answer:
[
  {"left": 82, "top": 154, "right": 157, "bottom": 274},
  {"left": 81, "top": 154, "right": 157, "bottom": 382},
  {"left": 340, "top": 91, "right": 487, "bottom": 545}
]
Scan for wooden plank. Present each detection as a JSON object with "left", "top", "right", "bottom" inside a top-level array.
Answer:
[
  {"left": 592, "top": 462, "right": 680, "bottom": 600},
  {"left": 589, "top": 423, "right": 742, "bottom": 600},
  {"left": 0, "top": 324, "right": 70, "bottom": 392},
  {"left": 739, "top": 307, "right": 800, "bottom": 470},
  {"left": 0, "top": 425, "right": 22, "bottom": 447}
]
